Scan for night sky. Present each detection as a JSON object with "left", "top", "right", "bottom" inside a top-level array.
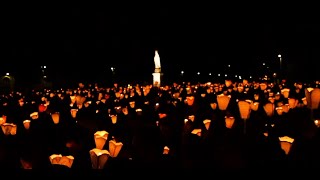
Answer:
[{"left": 2, "top": 5, "right": 320, "bottom": 88}]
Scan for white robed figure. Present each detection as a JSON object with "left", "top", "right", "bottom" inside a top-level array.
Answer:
[{"left": 154, "top": 50, "right": 161, "bottom": 72}]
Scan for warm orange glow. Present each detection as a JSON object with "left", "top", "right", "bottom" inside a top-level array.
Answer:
[
  {"left": 109, "top": 140, "right": 123, "bottom": 158},
  {"left": 89, "top": 148, "right": 110, "bottom": 169},
  {"left": 217, "top": 94, "right": 231, "bottom": 110},
  {"left": 225, "top": 116, "right": 235, "bottom": 129},
  {"left": 23, "top": 120, "right": 31, "bottom": 130},
  {"left": 94, "top": 131, "right": 109, "bottom": 149},
  {"left": 1, "top": 123, "right": 17, "bottom": 135},
  {"left": 51, "top": 112, "right": 60, "bottom": 124},
  {"left": 238, "top": 101, "right": 251, "bottom": 119},
  {"left": 203, "top": 119, "right": 211, "bottom": 130}
]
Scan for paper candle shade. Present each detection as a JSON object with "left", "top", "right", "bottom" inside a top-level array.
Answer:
[
  {"left": 94, "top": 131, "right": 109, "bottom": 150},
  {"left": 210, "top": 103, "right": 217, "bottom": 110},
  {"left": 279, "top": 136, "right": 294, "bottom": 155},
  {"left": 163, "top": 146, "right": 170, "bottom": 155},
  {"left": 70, "top": 109, "right": 78, "bottom": 118},
  {"left": 263, "top": 103, "right": 275, "bottom": 117},
  {"left": 225, "top": 80, "right": 232, "bottom": 87},
  {"left": 191, "top": 129, "right": 202, "bottom": 136},
  {"left": 305, "top": 88, "right": 314, "bottom": 108},
  {"left": 314, "top": 120, "right": 320, "bottom": 127},
  {"left": 1, "top": 123, "right": 17, "bottom": 135},
  {"left": 23, "top": 120, "right": 31, "bottom": 130},
  {"left": 276, "top": 107, "right": 283, "bottom": 115},
  {"left": 110, "top": 115, "right": 117, "bottom": 124},
  {"left": 89, "top": 148, "right": 110, "bottom": 169},
  {"left": 310, "top": 88, "right": 320, "bottom": 110},
  {"left": 186, "top": 96, "right": 195, "bottom": 106},
  {"left": 49, "top": 154, "right": 74, "bottom": 168},
  {"left": 129, "top": 101, "right": 135, "bottom": 108},
  {"left": 51, "top": 112, "right": 60, "bottom": 124},
  {"left": 282, "top": 104, "right": 290, "bottom": 113},
  {"left": 281, "top": 88, "right": 290, "bottom": 98},
  {"left": 203, "top": 119, "right": 211, "bottom": 130},
  {"left": 238, "top": 101, "right": 251, "bottom": 119},
  {"left": 0, "top": 116, "right": 6, "bottom": 125},
  {"left": 109, "top": 140, "right": 123, "bottom": 158},
  {"left": 260, "top": 83, "right": 267, "bottom": 91},
  {"left": 30, "top": 112, "right": 39, "bottom": 120},
  {"left": 38, "top": 104, "right": 47, "bottom": 113},
  {"left": 59, "top": 156, "right": 74, "bottom": 168},
  {"left": 302, "top": 97, "right": 307, "bottom": 106},
  {"left": 250, "top": 102, "right": 259, "bottom": 111},
  {"left": 217, "top": 94, "right": 231, "bottom": 110},
  {"left": 225, "top": 116, "right": 235, "bottom": 129},
  {"left": 70, "top": 96, "right": 76, "bottom": 104},
  {"left": 188, "top": 115, "right": 195, "bottom": 122}
]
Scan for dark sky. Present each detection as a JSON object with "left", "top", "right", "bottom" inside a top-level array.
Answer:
[{"left": 2, "top": 5, "right": 320, "bottom": 87}]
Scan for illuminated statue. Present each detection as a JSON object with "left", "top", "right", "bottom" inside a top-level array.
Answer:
[
  {"left": 152, "top": 49, "right": 162, "bottom": 87},
  {"left": 154, "top": 50, "right": 161, "bottom": 73}
]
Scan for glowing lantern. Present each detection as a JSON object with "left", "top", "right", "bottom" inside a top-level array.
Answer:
[
  {"left": 217, "top": 94, "right": 231, "bottom": 111},
  {"left": 136, "top": 108, "right": 143, "bottom": 116},
  {"left": 254, "top": 94, "right": 260, "bottom": 101},
  {"left": 281, "top": 88, "right": 290, "bottom": 98},
  {"left": 38, "top": 104, "right": 47, "bottom": 113},
  {"left": 263, "top": 103, "right": 275, "bottom": 117},
  {"left": 260, "top": 83, "right": 267, "bottom": 91},
  {"left": 310, "top": 88, "right": 320, "bottom": 110},
  {"left": 302, "top": 97, "right": 307, "bottom": 106},
  {"left": 129, "top": 101, "right": 135, "bottom": 108},
  {"left": 89, "top": 148, "right": 110, "bottom": 169},
  {"left": 210, "top": 103, "right": 217, "bottom": 110},
  {"left": 1, "top": 123, "right": 17, "bottom": 135},
  {"left": 94, "top": 131, "right": 109, "bottom": 150},
  {"left": 203, "top": 119, "right": 211, "bottom": 130},
  {"left": 225, "top": 116, "right": 235, "bottom": 129},
  {"left": 281, "top": 104, "right": 290, "bottom": 113},
  {"left": 238, "top": 101, "right": 251, "bottom": 119},
  {"left": 304, "top": 87, "right": 315, "bottom": 108},
  {"left": 70, "top": 96, "right": 76, "bottom": 104},
  {"left": 51, "top": 112, "right": 60, "bottom": 124},
  {"left": 275, "top": 107, "right": 283, "bottom": 115},
  {"left": 225, "top": 80, "right": 232, "bottom": 87},
  {"left": 188, "top": 115, "right": 195, "bottom": 122},
  {"left": 268, "top": 97, "right": 275, "bottom": 104},
  {"left": 186, "top": 96, "right": 195, "bottom": 106},
  {"left": 279, "top": 136, "right": 294, "bottom": 155},
  {"left": 70, "top": 109, "right": 78, "bottom": 118},
  {"left": 163, "top": 146, "right": 170, "bottom": 155},
  {"left": 23, "top": 120, "right": 31, "bottom": 130},
  {"left": 110, "top": 115, "right": 117, "bottom": 124},
  {"left": 30, "top": 112, "right": 39, "bottom": 120},
  {"left": 49, "top": 154, "right": 74, "bottom": 168},
  {"left": 314, "top": 120, "right": 320, "bottom": 128},
  {"left": 238, "top": 100, "right": 251, "bottom": 133},
  {"left": 0, "top": 116, "right": 6, "bottom": 125},
  {"left": 109, "top": 140, "right": 123, "bottom": 158},
  {"left": 250, "top": 102, "right": 259, "bottom": 111},
  {"left": 191, "top": 129, "right": 202, "bottom": 137}
]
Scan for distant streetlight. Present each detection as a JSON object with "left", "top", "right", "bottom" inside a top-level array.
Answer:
[
  {"left": 197, "top": 72, "right": 200, "bottom": 75},
  {"left": 6, "top": 73, "right": 9, "bottom": 76},
  {"left": 181, "top": 70, "right": 184, "bottom": 75},
  {"left": 209, "top": 73, "right": 212, "bottom": 76}
]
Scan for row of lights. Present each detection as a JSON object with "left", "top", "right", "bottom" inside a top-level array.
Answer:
[{"left": 181, "top": 71, "right": 253, "bottom": 79}]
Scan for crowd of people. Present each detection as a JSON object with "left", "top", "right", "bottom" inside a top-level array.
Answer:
[{"left": 1, "top": 79, "right": 320, "bottom": 174}]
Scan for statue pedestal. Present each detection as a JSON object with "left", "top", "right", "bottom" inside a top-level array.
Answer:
[{"left": 152, "top": 72, "right": 162, "bottom": 87}]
